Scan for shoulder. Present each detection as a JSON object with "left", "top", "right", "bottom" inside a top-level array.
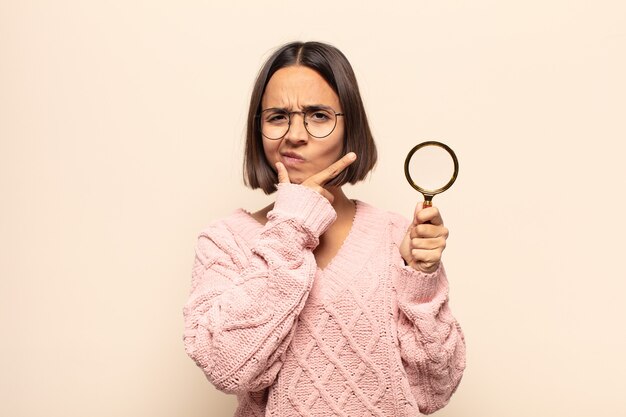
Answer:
[
  {"left": 195, "top": 210, "right": 262, "bottom": 264},
  {"left": 198, "top": 210, "right": 248, "bottom": 239}
]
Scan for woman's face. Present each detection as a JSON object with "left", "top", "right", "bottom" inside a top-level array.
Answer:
[{"left": 261, "top": 66, "right": 345, "bottom": 185}]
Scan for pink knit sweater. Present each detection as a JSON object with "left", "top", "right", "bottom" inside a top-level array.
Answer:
[{"left": 183, "top": 184, "right": 465, "bottom": 416}]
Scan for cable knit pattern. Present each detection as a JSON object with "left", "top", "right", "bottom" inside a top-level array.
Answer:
[{"left": 183, "top": 183, "right": 465, "bottom": 416}]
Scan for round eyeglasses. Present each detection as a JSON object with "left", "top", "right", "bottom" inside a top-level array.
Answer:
[{"left": 259, "top": 107, "right": 344, "bottom": 140}]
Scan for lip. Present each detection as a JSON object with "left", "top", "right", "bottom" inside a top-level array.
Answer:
[{"left": 280, "top": 151, "right": 306, "bottom": 166}]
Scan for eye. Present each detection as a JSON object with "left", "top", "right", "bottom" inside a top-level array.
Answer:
[
  {"left": 264, "top": 111, "right": 289, "bottom": 124},
  {"left": 307, "top": 110, "right": 332, "bottom": 122}
]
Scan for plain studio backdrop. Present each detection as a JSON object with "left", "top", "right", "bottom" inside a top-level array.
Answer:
[{"left": 1, "top": 1, "right": 625, "bottom": 416}]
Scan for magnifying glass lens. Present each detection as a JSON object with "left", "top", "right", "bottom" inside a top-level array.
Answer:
[{"left": 407, "top": 145, "right": 456, "bottom": 191}]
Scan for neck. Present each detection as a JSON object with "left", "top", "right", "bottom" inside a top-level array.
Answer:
[
  {"left": 315, "top": 186, "right": 356, "bottom": 265},
  {"left": 327, "top": 186, "right": 354, "bottom": 217}
]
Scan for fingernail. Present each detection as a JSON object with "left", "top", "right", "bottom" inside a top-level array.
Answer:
[{"left": 347, "top": 152, "right": 356, "bottom": 160}]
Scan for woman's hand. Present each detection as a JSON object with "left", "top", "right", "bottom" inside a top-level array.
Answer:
[
  {"left": 275, "top": 152, "right": 357, "bottom": 203},
  {"left": 400, "top": 203, "right": 449, "bottom": 273}
]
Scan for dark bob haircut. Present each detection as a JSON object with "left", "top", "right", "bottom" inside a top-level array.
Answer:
[{"left": 243, "top": 41, "right": 378, "bottom": 194}]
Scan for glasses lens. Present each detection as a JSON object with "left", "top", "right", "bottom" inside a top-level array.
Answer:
[
  {"left": 260, "top": 110, "right": 289, "bottom": 140},
  {"left": 304, "top": 109, "right": 337, "bottom": 138}
]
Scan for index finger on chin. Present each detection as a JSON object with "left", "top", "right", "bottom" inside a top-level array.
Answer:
[
  {"left": 276, "top": 162, "right": 291, "bottom": 184},
  {"left": 312, "top": 152, "right": 357, "bottom": 185}
]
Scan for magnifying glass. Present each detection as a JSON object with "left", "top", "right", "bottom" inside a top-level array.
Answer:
[{"left": 404, "top": 141, "right": 459, "bottom": 208}]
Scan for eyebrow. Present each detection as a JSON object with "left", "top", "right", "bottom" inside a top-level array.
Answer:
[{"left": 262, "top": 104, "right": 334, "bottom": 112}]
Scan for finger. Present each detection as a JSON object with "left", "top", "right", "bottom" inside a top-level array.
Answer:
[
  {"left": 411, "top": 236, "right": 447, "bottom": 251},
  {"left": 309, "top": 152, "right": 357, "bottom": 185},
  {"left": 415, "top": 206, "right": 444, "bottom": 226},
  {"left": 410, "top": 224, "right": 440, "bottom": 239},
  {"left": 411, "top": 202, "right": 424, "bottom": 226},
  {"left": 275, "top": 162, "right": 291, "bottom": 184},
  {"left": 411, "top": 260, "right": 440, "bottom": 274},
  {"left": 411, "top": 248, "right": 443, "bottom": 266},
  {"left": 411, "top": 224, "right": 449, "bottom": 239}
]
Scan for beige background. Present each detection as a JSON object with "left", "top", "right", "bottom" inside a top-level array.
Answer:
[{"left": 2, "top": 1, "right": 625, "bottom": 416}]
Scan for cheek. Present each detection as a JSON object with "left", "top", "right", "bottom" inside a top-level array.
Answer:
[
  {"left": 327, "top": 141, "right": 343, "bottom": 159},
  {"left": 263, "top": 140, "right": 280, "bottom": 162},
  {"left": 312, "top": 140, "right": 344, "bottom": 171},
  {"left": 326, "top": 129, "right": 345, "bottom": 158}
]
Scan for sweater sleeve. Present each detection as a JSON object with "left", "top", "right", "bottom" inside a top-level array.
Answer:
[
  {"left": 183, "top": 184, "right": 336, "bottom": 394},
  {"left": 390, "top": 214, "right": 466, "bottom": 414}
]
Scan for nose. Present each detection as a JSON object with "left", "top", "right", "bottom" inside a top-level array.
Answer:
[{"left": 283, "top": 112, "right": 308, "bottom": 144}]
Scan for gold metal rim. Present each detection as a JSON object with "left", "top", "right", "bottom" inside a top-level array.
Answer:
[{"left": 404, "top": 141, "right": 459, "bottom": 197}]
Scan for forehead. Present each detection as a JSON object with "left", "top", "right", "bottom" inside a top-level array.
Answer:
[{"left": 262, "top": 66, "right": 340, "bottom": 109}]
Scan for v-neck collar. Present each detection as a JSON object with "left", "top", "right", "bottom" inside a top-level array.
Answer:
[
  {"left": 228, "top": 201, "right": 385, "bottom": 302},
  {"left": 231, "top": 200, "right": 379, "bottom": 269}
]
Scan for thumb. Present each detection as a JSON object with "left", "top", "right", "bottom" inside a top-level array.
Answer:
[
  {"left": 276, "top": 162, "right": 291, "bottom": 184},
  {"left": 412, "top": 201, "right": 425, "bottom": 226}
]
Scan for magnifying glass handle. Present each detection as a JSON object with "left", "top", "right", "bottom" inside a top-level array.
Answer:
[
  {"left": 423, "top": 194, "right": 434, "bottom": 209},
  {"left": 422, "top": 195, "right": 433, "bottom": 224}
]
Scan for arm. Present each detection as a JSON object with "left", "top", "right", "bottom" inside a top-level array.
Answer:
[
  {"left": 183, "top": 183, "right": 335, "bottom": 394},
  {"left": 391, "top": 210, "right": 466, "bottom": 414},
  {"left": 394, "top": 264, "right": 466, "bottom": 414}
]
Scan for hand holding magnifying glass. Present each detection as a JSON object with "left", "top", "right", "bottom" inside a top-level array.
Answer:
[{"left": 400, "top": 141, "right": 459, "bottom": 273}]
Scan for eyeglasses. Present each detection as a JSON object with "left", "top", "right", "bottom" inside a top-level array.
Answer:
[{"left": 258, "top": 106, "right": 344, "bottom": 140}]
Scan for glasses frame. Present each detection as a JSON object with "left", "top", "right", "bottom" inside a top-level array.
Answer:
[{"left": 258, "top": 107, "right": 345, "bottom": 140}]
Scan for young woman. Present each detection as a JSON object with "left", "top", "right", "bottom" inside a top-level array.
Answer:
[{"left": 183, "top": 41, "right": 465, "bottom": 416}]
